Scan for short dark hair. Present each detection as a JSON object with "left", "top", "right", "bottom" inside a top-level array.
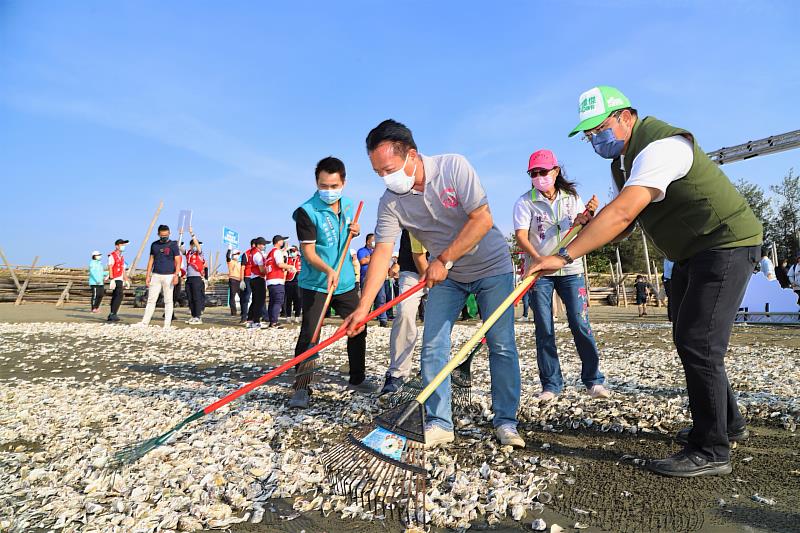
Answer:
[
  {"left": 157, "top": 225, "right": 170, "bottom": 232},
  {"left": 315, "top": 156, "right": 346, "bottom": 181},
  {"left": 366, "top": 119, "right": 417, "bottom": 156},
  {"left": 366, "top": 233, "right": 374, "bottom": 242}
]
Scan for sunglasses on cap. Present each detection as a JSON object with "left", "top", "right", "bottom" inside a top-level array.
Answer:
[{"left": 528, "top": 168, "right": 554, "bottom": 178}]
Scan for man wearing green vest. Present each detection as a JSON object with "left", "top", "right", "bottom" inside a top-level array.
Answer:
[
  {"left": 288, "top": 156, "right": 376, "bottom": 409},
  {"left": 530, "top": 86, "right": 762, "bottom": 477}
]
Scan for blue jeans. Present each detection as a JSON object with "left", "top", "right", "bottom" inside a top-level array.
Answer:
[
  {"left": 267, "top": 284, "right": 285, "bottom": 325},
  {"left": 373, "top": 281, "right": 388, "bottom": 323},
  {"left": 421, "top": 272, "right": 520, "bottom": 431},
  {"left": 531, "top": 274, "right": 604, "bottom": 394}
]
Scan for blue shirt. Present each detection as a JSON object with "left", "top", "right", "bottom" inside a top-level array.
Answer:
[
  {"left": 663, "top": 259, "right": 674, "bottom": 280},
  {"left": 150, "top": 239, "right": 180, "bottom": 275},
  {"left": 293, "top": 193, "right": 356, "bottom": 295},
  {"left": 88, "top": 259, "right": 105, "bottom": 285},
  {"left": 357, "top": 246, "right": 373, "bottom": 281}
]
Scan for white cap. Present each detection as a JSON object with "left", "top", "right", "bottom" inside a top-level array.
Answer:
[{"left": 91, "top": 250, "right": 101, "bottom": 256}]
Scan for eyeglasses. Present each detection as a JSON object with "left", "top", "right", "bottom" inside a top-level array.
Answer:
[
  {"left": 527, "top": 168, "right": 552, "bottom": 178},
  {"left": 581, "top": 111, "right": 622, "bottom": 142}
]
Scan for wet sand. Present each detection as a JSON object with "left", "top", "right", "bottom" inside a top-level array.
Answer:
[{"left": 1, "top": 302, "right": 797, "bottom": 532}]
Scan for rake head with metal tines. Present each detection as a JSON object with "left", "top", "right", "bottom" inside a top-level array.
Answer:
[
  {"left": 322, "top": 402, "right": 429, "bottom": 525},
  {"left": 385, "top": 341, "right": 480, "bottom": 412}
]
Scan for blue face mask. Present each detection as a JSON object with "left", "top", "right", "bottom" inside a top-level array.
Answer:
[
  {"left": 318, "top": 188, "right": 342, "bottom": 205},
  {"left": 590, "top": 128, "right": 625, "bottom": 159}
]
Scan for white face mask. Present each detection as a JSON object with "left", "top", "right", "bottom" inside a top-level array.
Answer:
[{"left": 382, "top": 154, "right": 416, "bottom": 194}]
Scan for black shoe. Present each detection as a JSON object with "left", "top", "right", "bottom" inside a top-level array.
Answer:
[
  {"left": 675, "top": 426, "right": 749, "bottom": 446},
  {"left": 648, "top": 450, "right": 731, "bottom": 478},
  {"left": 379, "top": 321, "right": 389, "bottom": 328},
  {"left": 379, "top": 373, "right": 404, "bottom": 396},
  {"left": 107, "top": 314, "right": 120, "bottom": 322}
]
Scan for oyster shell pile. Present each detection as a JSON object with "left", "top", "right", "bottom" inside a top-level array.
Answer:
[{"left": 0, "top": 318, "right": 797, "bottom": 531}]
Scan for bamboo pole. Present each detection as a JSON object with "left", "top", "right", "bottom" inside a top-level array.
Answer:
[
  {"left": 55, "top": 281, "right": 73, "bottom": 308},
  {"left": 641, "top": 230, "right": 652, "bottom": 278},
  {"left": 615, "top": 248, "right": 628, "bottom": 307},
  {"left": 213, "top": 250, "right": 221, "bottom": 276},
  {"left": 15, "top": 257, "right": 39, "bottom": 306},
  {"left": 652, "top": 260, "right": 662, "bottom": 307},
  {"left": 127, "top": 200, "right": 164, "bottom": 278},
  {"left": 0, "top": 248, "right": 21, "bottom": 291}
]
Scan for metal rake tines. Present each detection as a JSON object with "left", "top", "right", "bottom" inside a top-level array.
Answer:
[
  {"left": 386, "top": 374, "right": 474, "bottom": 412},
  {"left": 322, "top": 433, "right": 428, "bottom": 525},
  {"left": 111, "top": 436, "right": 161, "bottom": 467}
]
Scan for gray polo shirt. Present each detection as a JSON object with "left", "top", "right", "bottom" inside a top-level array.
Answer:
[{"left": 374, "top": 153, "right": 513, "bottom": 283}]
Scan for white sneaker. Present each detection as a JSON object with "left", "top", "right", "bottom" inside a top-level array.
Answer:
[
  {"left": 423, "top": 423, "right": 455, "bottom": 449},
  {"left": 495, "top": 424, "right": 526, "bottom": 448},
  {"left": 185, "top": 318, "right": 194, "bottom": 324},
  {"left": 247, "top": 322, "right": 262, "bottom": 330},
  {"left": 537, "top": 391, "right": 557, "bottom": 402},
  {"left": 588, "top": 384, "right": 611, "bottom": 399}
]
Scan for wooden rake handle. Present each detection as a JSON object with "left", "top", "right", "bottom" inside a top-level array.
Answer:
[
  {"left": 414, "top": 216, "right": 589, "bottom": 405},
  {"left": 309, "top": 200, "right": 364, "bottom": 344}
]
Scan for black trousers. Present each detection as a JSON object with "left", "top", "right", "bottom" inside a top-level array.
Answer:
[
  {"left": 671, "top": 245, "right": 758, "bottom": 461},
  {"left": 91, "top": 285, "right": 104, "bottom": 310},
  {"left": 109, "top": 280, "right": 123, "bottom": 315},
  {"left": 248, "top": 277, "right": 266, "bottom": 323},
  {"left": 283, "top": 280, "right": 301, "bottom": 317},
  {"left": 228, "top": 279, "right": 239, "bottom": 315},
  {"left": 186, "top": 277, "right": 205, "bottom": 318},
  {"left": 294, "top": 287, "right": 366, "bottom": 384},
  {"left": 663, "top": 279, "right": 673, "bottom": 322}
]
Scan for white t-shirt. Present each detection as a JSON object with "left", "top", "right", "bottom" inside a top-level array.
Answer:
[
  {"left": 613, "top": 135, "right": 694, "bottom": 202},
  {"left": 267, "top": 249, "right": 286, "bottom": 285},
  {"left": 512, "top": 189, "right": 586, "bottom": 276}
]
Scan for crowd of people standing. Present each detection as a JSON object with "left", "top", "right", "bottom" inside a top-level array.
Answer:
[{"left": 82, "top": 84, "right": 794, "bottom": 480}]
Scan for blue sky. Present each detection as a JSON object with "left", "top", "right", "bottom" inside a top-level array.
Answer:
[{"left": 1, "top": 1, "right": 797, "bottom": 268}]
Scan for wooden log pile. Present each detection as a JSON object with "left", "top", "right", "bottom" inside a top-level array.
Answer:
[{"left": 0, "top": 265, "right": 229, "bottom": 305}]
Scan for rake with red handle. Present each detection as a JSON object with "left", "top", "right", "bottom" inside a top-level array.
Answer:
[{"left": 112, "top": 279, "right": 426, "bottom": 467}]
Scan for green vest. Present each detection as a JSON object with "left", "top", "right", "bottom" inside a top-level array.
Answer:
[
  {"left": 294, "top": 193, "right": 356, "bottom": 295},
  {"left": 611, "top": 116, "right": 762, "bottom": 261}
]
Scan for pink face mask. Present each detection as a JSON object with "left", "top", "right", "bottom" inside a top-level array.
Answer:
[{"left": 532, "top": 173, "right": 556, "bottom": 192}]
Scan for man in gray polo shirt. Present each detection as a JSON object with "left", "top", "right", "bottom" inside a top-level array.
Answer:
[{"left": 344, "top": 119, "right": 524, "bottom": 449}]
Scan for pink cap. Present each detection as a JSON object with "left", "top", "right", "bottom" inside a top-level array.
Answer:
[{"left": 528, "top": 149, "right": 558, "bottom": 171}]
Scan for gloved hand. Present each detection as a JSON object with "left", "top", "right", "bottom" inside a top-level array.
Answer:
[
  {"left": 239, "top": 280, "right": 246, "bottom": 291},
  {"left": 124, "top": 280, "right": 131, "bottom": 289}
]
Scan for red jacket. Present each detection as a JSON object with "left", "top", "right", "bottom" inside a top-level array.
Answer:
[
  {"left": 286, "top": 254, "right": 301, "bottom": 282},
  {"left": 265, "top": 248, "right": 285, "bottom": 282},
  {"left": 108, "top": 250, "right": 125, "bottom": 279}
]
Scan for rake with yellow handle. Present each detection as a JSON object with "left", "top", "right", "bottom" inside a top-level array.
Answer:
[{"left": 321, "top": 218, "right": 587, "bottom": 525}]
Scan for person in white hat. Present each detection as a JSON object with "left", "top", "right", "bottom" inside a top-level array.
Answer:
[{"left": 88, "top": 250, "right": 107, "bottom": 314}]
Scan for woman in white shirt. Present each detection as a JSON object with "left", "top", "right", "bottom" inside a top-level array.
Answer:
[{"left": 513, "top": 149, "right": 610, "bottom": 401}]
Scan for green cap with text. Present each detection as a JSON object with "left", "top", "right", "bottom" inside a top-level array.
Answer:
[{"left": 568, "top": 85, "right": 631, "bottom": 137}]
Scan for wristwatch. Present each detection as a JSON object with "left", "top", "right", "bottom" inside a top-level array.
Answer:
[
  {"left": 557, "top": 247, "right": 574, "bottom": 265},
  {"left": 438, "top": 257, "right": 453, "bottom": 270}
]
